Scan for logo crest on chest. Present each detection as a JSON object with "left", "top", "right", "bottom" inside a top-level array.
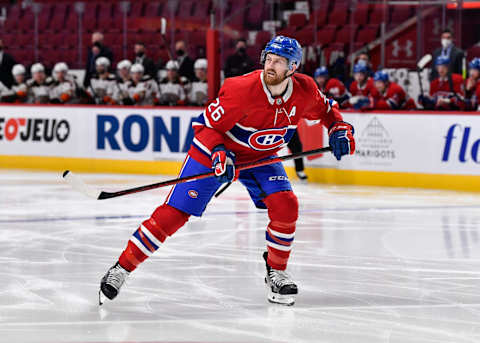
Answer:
[{"left": 248, "top": 128, "right": 288, "bottom": 151}]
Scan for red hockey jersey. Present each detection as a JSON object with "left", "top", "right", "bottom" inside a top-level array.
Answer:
[
  {"left": 349, "top": 77, "right": 377, "bottom": 97},
  {"left": 321, "top": 78, "right": 347, "bottom": 98},
  {"left": 372, "top": 81, "right": 413, "bottom": 110},
  {"left": 429, "top": 73, "right": 465, "bottom": 110},
  {"left": 465, "top": 77, "right": 480, "bottom": 110},
  {"left": 189, "top": 70, "right": 343, "bottom": 166}
]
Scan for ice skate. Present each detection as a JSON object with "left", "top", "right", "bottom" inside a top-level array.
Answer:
[
  {"left": 296, "top": 170, "right": 308, "bottom": 182},
  {"left": 99, "top": 262, "right": 130, "bottom": 305},
  {"left": 263, "top": 252, "right": 298, "bottom": 306}
]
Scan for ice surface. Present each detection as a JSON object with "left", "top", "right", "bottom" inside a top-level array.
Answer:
[{"left": 1, "top": 170, "right": 480, "bottom": 343}]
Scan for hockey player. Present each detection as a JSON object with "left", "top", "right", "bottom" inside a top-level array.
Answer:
[
  {"left": 113, "top": 59, "right": 132, "bottom": 105},
  {"left": 187, "top": 58, "right": 208, "bottom": 106},
  {"left": 371, "top": 70, "right": 416, "bottom": 110},
  {"left": 99, "top": 36, "right": 355, "bottom": 306},
  {"left": 419, "top": 56, "right": 465, "bottom": 110},
  {"left": 26, "top": 63, "right": 53, "bottom": 104},
  {"left": 124, "top": 63, "right": 147, "bottom": 105},
  {"left": 50, "top": 62, "right": 79, "bottom": 104},
  {"left": 87, "top": 57, "right": 116, "bottom": 104},
  {"left": 465, "top": 58, "right": 480, "bottom": 110},
  {"left": 10, "top": 64, "right": 28, "bottom": 103},
  {"left": 346, "top": 62, "right": 377, "bottom": 109},
  {"left": 127, "top": 63, "right": 159, "bottom": 106},
  {"left": 314, "top": 66, "right": 349, "bottom": 106},
  {"left": 159, "top": 60, "right": 186, "bottom": 106}
]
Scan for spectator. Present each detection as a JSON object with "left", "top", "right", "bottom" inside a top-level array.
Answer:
[
  {"left": 113, "top": 59, "right": 132, "bottom": 105},
  {"left": 314, "top": 66, "right": 349, "bottom": 106},
  {"left": 87, "top": 57, "right": 116, "bottom": 104},
  {"left": 26, "top": 63, "right": 52, "bottom": 104},
  {"left": 10, "top": 64, "right": 28, "bottom": 103},
  {"left": 345, "top": 62, "right": 377, "bottom": 109},
  {"left": 430, "top": 29, "right": 464, "bottom": 81},
  {"left": 224, "top": 38, "right": 255, "bottom": 78},
  {"left": 159, "top": 60, "right": 186, "bottom": 106},
  {"left": 419, "top": 56, "right": 465, "bottom": 110},
  {"left": 465, "top": 58, "right": 480, "bottom": 110},
  {"left": 134, "top": 42, "right": 157, "bottom": 78},
  {"left": 84, "top": 32, "right": 114, "bottom": 88},
  {"left": 175, "top": 40, "right": 195, "bottom": 81},
  {"left": 371, "top": 70, "right": 416, "bottom": 110},
  {"left": 50, "top": 62, "right": 79, "bottom": 104},
  {"left": 0, "top": 38, "right": 17, "bottom": 88},
  {"left": 187, "top": 58, "right": 208, "bottom": 106}
]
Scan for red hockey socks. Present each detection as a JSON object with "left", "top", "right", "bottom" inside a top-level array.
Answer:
[
  {"left": 263, "top": 191, "right": 299, "bottom": 271},
  {"left": 118, "top": 204, "right": 190, "bottom": 272}
]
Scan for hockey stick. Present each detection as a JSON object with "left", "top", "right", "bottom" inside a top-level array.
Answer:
[
  {"left": 63, "top": 146, "right": 333, "bottom": 200},
  {"left": 417, "top": 54, "right": 432, "bottom": 100}
]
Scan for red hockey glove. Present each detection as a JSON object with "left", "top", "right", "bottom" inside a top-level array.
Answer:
[
  {"left": 211, "top": 145, "right": 237, "bottom": 183},
  {"left": 328, "top": 121, "right": 355, "bottom": 161}
]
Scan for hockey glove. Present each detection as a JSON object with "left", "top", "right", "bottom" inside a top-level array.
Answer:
[
  {"left": 211, "top": 145, "right": 237, "bottom": 184},
  {"left": 328, "top": 121, "right": 355, "bottom": 161}
]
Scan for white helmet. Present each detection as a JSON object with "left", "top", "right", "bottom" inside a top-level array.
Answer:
[
  {"left": 95, "top": 56, "right": 111, "bottom": 67},
  {"left": 53, "top": 62, "right": 69, "bottom": 73},
  {"left": 194, "top": 58, "right": 207, "bottom": 70},
  {"left": 130, "top": 63, "right": 144, "bottom": 74},
  {"left": 117, "top": 59, "right": 132, "bottom": 70},
  {"left": 12, "top": 64, "right": 26, "bottom": 76},
  {"left": 165, "top": 60, "right": 179, "bottom": 70},
  {"left": 30, "top": 63, "right": 45, "bottom": 74}
]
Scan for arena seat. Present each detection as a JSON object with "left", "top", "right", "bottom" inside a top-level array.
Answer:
[
  {"left": 288, "top": 13, "right": 307, "bottom": 30},
  {"left": 353, "top": 2, "right": 370, "bottom": 25},
  {"left": 357, "top": 25, "right": 379, "bottom": 44},
  {"left": 335, "top": 24, "right": 358, "bottom": 44},
  {"left": 316, "top": 25, "right": 337, "bottom": 45}
]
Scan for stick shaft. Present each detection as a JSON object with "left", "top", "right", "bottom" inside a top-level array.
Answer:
[{"left": 97, "top": 146, "right": 332, "bottom": 199}]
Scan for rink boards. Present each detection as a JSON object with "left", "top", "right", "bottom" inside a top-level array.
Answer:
[{"left": 0, "top": 104, "right": 478, "bottom": 192}]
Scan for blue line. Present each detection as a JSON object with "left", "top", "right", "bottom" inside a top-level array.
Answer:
[{"left": 1, "top": 205, "right": 479, "bottom": 224}]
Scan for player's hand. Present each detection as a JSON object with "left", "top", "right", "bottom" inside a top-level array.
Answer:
[
  {"left": 211, "top": 145, "right": 237, "bottom": 183},
  {"left": 328, "top": 121, "right": 355, "bottom": 161}
]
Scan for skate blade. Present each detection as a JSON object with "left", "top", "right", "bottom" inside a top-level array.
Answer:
[
  {"left": 99, "top": 290, "right": 108, "bottom": 306},
  {"left": 267, "top": 291, "right": 296, "bottom": 306}
]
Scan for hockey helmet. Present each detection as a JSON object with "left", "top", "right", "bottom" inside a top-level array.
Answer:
[
  {"left": 165, "top": 60, "right": 179, "bottom": 70},
  {"left": 469, "top": 57, "right": 480, "bottom": 71},
  {"left": 261, "top": 36, "right": 302, "bottom": 71},
  {"left": 194, "top": 58, "right": 207, "bottom": 70},
  {"left": 117, "top": 59, "right": 132, "bottom": 70},
  {"left": 130, "top": 63, "right": 144, "bottom": 74},
  {"left": 53, "top": 62, "right": 69, "bottom": 73},
  {"left": 373, "top": 70, "right": 389, "bottom": 82},
  {"left": 30, "top": 63, "right": 45, "bottom": 74},
  {"left": 95, "top": 56, "right": 111, "bottom": 68},
  {"left": 353, "top": 62, "right": 368, "bottom": 74},
  {"left": 314, "top": 66, "right": 329, "bottom": 78},
  {"left": 435, "top": 55, "right": 450, "bottom": 66},
  {"left": 12, "top": 64, "right": 26, "bottom": 76}
]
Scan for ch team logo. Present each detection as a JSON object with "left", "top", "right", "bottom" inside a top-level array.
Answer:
[
  {"left": 188, "top": 190, "right": 198, "bottom": 199},
  {"left": 248, "top": 128, "right": 287, "bottom": 151}
]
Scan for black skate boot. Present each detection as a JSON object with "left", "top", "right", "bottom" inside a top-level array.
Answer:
[
  {"left": 296, "top": 170, "right": 308, "bottom": 182},
  {"left": 99, "top": 262, "right": 130, "bottom": 305},
  {"left": 263, "top": 251, "right": 298, "bottom": 306}
]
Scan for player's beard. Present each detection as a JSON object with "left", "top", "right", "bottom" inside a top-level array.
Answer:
[{"left": 263, "top": 69, "right": 286, "bottom": 86}]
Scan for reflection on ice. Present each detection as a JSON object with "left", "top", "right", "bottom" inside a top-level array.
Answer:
[{"left": 1, "top": 170, "right": 480, "bottom": 343}]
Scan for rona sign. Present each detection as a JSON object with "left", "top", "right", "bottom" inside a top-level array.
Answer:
[{"left": 97, "top": 114, "right": 195, "bottom": 153}]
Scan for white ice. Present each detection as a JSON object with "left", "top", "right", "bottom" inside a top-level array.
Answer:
[{"left": 1, "top": 170, "right": 480, "bottom": 343}]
